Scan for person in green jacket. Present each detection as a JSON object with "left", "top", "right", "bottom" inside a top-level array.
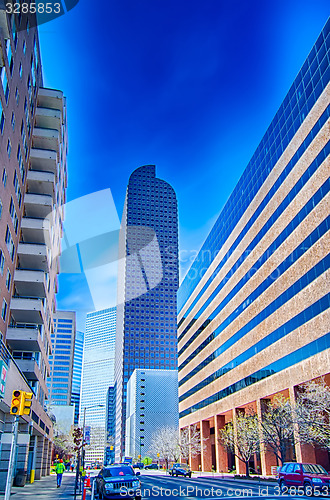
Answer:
[{"left": 55, "top": 459, "right": 65, "bottom": 487}]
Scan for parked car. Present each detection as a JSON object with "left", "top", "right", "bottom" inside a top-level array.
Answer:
[
  {"left": 132, "top": 463, "right": 144, "bottom": 469},
  {"left": 95, "top": 464, "right": 141, "bottom": 500},
  {"left": 278, "top": 462, "right": 330, "bottom": 495},
  {"left": 169, "top": 463, "right": 191, "bottom": 478},
  {"left": 144, "top": 463, "right": 159, "bottom": 470}
]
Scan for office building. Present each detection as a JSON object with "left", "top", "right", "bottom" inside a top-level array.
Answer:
[
  {"left": 71, "top": 329, "right": 84, "bottom": 425},
  {"left": 115, "top": 165, "right": 179, "bottom": 461},
  {"left": 177, "top": 20, "right": 330, "bottom": 475},
  {"left": 125, "top": 369, "right": 179, "bottom": 459},
  {"left": 104, "top": 385, "right": 116, "bottom": 465},
  {"left": 0, "top": 7, "right": 68, "bottom": 487},
  {"left": 80, "top": 307, "right": 116, "bottom": 464},
  {"left": 47, "top": 311, "right": 75, "bottom": 406}
]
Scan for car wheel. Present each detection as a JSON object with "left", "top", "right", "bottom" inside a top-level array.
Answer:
[
  {"left": 279, "top": 480, "right": 285, "bottom": 493},
  {"left": 304, "top": 482, "right": 314, "bottom": 497},
  {"left": 175, "top": 472, "right": 178, "bottom": 477},
  {"left": 188, "top": 473, "right": 191, "bottom": 478},
  {"left": 98, "top": 489, "right": 103, "bottom": 500}
]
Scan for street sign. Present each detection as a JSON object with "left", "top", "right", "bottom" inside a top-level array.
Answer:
[
  {"left": 0, "top": 360, "right": 8, "bottom": 398},
  {"left": 84, "top": 426, "right": 91, "bottom": 445}
]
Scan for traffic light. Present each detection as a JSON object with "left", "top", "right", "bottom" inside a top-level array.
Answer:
[
  {"left": 21, "top": 392, "right": 33, "bottom": 415},
  {"left": 10, "top": 390, "right": 23, "bottom": 415}
]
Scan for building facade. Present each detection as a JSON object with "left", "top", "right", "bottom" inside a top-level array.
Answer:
[
  {"left": 125, "top": 369, "right": 179, "bottom": 459},
  {"left": 104, "top": 385, "right": 116, "bottom": 465},
  {"left": 47, "top": 311, "right": 75, "bottom": 406},
  {"left": 0, "top": 7, "right": 68, "bottom": 488},
  {"left": 115, "top": 165, "right": 179, "bottom": 461},
  {"left": 178, "top": 20, "right": 330, "bottom": 475},
  {"left": 71, "top": 329, "right": 84, "bottom": 425},
  {"left": 80, "top": 307, "right": 116, "bottom": 464}
]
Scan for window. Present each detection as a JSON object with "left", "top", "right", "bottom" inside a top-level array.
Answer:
[
  {"left": 9, "top": 198, "right": 18, "bottom": 233},
  {"left": 19, "top": 63, "right": 23, "bottom": 79},
  {"left": 5, "top": 226, "right": 14, "bottom": 260},
  {"left": 0, "top": 99, "right": 4, "bottom": 133},
  {"left": 6, "top": 41, "right": 13, "bottom": 75},
  {"left": 2, "top": 169, "right": 7, "bottom": 187},
  {"left": 0, "top": 67, "right": 9, "bottom": 103},
  {"left": 0, "top": 250, "right": 4, "bottom": 275},
  {"left": 17, "top": 145, "right": 25, "bottom": 183},
  {"left": 15, "top": 88, "right": 19, "bottom": 105},
  {"left": 0, "top": 199, "right": 2, "bottom": 219},
  {"left": 13, "top": 171, "right": 22, "bottom": 207},
  {"left": 1, "top": 299, "right": 7, "bottom": 321},
  {"left": 6, "top": 270, "right": 11, "bottom": 291},
  {"left": 7, "top": 139, "right": 11, "bottom": 158},
  {"left": 11, "top": 112, "right": 15, "bottom": 131}
]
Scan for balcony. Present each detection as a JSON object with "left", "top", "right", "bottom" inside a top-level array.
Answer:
[
  {"left": 15, "top": 358, "right": 43, "bottom": 382},
  {"left": 6, "top": 326, "right": 43, "bottom": 352},
  {"left": 32, "top": 127, "right": 60, "bottom": 152},
  {"left": 17, "top": 243, "right": 49, "bottom": 272},
  {"left": 35, "top": 107, "right": 62, "bottom": 132},
  {"left": 29, "top": 148, "right": 57, "bottom": 174},
  {"left": 26, "top": 170, "right": 55, "bottom": 198},
  {"left": 24, "top": 193, "right": 53, "bottom": 219},
  {"left": 37, "top": 88, "right": 64, "bottom": 112},
  {"left": 21, "top": 217, "right": 51, "bottom": 246},
  {"left": 10, "top": 297, "right": 46, "bottom": 324},
  {"left": 14, "top": 270, "right": 48, "bottom": 298}
]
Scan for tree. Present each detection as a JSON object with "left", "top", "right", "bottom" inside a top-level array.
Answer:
[
  {"left": 148, "top": 426, "right": 180, "bottom": 467},
  {"left": 295, "top": 379, "right": 330, "bottom": 451},
  {"left": 218, "top": 412, "right": 260, "bottom": 477},
  {"left": 53, "top": 432, "right": 74, "bottom": 459},
  {"left": 179, "top": 424, "right": 203, "bottom": 463},
  {"left": 258, "top": 395, "right": 295, "bottom": 465}
]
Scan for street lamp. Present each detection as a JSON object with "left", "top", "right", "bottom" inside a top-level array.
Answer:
[{"left": 81, "top": 404, "right": 105, "bottom": 471}]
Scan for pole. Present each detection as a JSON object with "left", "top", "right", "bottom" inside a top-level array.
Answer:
[
  {"left": 4, "top": 416, "right": 19, "bottom": 500},
  {"left": 81, "top": 407, "right": 86, "bottom": 471},
  {"left": 74, "top": 450, "right": 80, "bottom": 500}
]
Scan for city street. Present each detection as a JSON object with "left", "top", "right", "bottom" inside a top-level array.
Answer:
[{"left": 0, "top": 470, "right": 328, "bottom": 500}]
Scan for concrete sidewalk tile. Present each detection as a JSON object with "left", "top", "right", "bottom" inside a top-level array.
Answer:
[{"left": 0, "top": 473, "right": 78, "bottom": 500}]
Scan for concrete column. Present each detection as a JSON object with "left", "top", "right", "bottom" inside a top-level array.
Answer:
[
  {"left": 214, "top": 415, "right": 228, "bottom": 473},
  {"left": 232, "top": 409, "right": 245, "bottom": 475},
  {"left": 200, "top": 420, "right": 212, "bottom": 472},
  {"left": 35, "top": 436, "right": 44, "bottom": 480},
  {"left": 189, "top": 425, "right": 201, "bottom": 471},
  {"left": 256, "top": 399, "right": 278, "bottom": 475}
]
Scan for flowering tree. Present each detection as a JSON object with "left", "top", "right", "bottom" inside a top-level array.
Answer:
[
  {"left": 148, "top": 426, "right": 180, "bottom": 467},
  {"left": 295, "top": 379, "right": 330, "bottom": 451},
  {"left": 258, "top": 395, "right": 295, "bottom": 465},
  {"left": 179, "top": 424, "right": 203, "bottom": 463},
  {"left": 218, "top": 412, "right": 260, "bottom": 477}
]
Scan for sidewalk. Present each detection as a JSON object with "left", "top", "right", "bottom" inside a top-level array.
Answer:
[{"left": 0, "top": 473, "right": 83, "bottom": 500}]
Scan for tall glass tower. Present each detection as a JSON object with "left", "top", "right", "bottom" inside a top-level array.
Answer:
[
  {"left": 115, "top": 165, "right": 179, "bottom": 460},
  {"left": 80, "top": 307, "right": 116, "bottom": 463},
  {"left": 71, "top": 330, "right": 84, "bottom": 425}
]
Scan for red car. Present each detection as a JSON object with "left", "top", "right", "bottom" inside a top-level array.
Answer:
[{"left": 278, "top": 462, "right": 330, "bottom": 495}]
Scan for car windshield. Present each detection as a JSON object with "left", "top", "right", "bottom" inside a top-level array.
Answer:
[
  {"left": 302, "top": 464, "right": 328, "bottom": 475},
  {"left": 103, "top": 466, "right": 134, "bottom": 477},
  {"left": 176, "top": 464, "right": 189, "bottom": 468}
]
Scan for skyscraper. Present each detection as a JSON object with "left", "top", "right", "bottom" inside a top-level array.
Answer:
[
  {"left": 80, "top": 307, "right": 116, "bottom": 464},
  {"left": 71, "top": 329, "right": 84, "bottom": 425},
  {"left": 126, "top": 369, "right": 179, "bottom": 459},
  {"left": 115, "top": 165, "right": 179, "bottom": 460},
  {"left": 177, "top": 19, "right": 330, "bottom": 474},
  {"left": 47, "top": 310, "right": 76, "bottom": 406},
  {"left": 0, "top": 6, "right": 68, "bottom": 485}
]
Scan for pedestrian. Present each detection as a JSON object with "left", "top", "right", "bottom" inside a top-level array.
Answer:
[{"left": 55, "top": 459, "right": 65, "bottom": 487}]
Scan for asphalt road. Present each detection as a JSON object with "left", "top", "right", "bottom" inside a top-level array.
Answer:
[{"left": 135, "top": 473, "right": 317, "bottom": 500}]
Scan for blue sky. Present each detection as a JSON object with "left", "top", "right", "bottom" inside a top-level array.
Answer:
[{"left": 37, "top": 0, "right": 329, "bottom": 330}]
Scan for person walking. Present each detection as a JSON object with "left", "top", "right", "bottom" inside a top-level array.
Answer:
[{"left": 55, "top": 459, "right": 65, "bottom": 487}]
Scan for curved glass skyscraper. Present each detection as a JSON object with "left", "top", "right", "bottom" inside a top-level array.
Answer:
[{"left": 115, "top": 165, "right": 179, "bottom": 460}]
